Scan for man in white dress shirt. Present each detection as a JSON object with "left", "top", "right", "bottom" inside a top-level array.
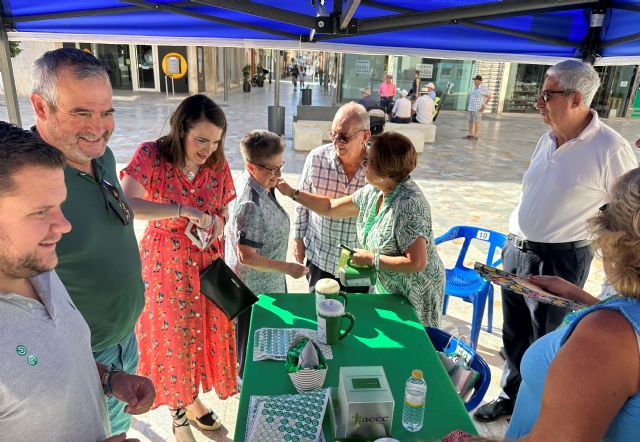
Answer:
[{"left": 474, "top": 60, "right": 638, "bottom": 422}]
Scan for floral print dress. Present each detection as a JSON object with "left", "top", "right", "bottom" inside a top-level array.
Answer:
[
  {"left": 352, "top": 178, "right": 445, "bottom": 327},
  {"left": 121, "top": 141, "right": 238, "bottom": 409}
]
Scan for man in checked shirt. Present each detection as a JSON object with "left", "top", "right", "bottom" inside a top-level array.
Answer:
[{"left": 293, "top": 102, "right": 371, "bottom": 293}]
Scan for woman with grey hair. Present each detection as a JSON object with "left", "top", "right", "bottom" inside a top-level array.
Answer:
[{"left": 225, "top": 129, "right": 308, "bottom": 377}]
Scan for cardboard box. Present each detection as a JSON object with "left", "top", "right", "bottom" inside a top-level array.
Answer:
[{"left": 336, "top": 366, "right": 394, "bottom": 439}]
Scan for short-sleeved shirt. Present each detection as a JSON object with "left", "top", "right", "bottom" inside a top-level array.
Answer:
[
  {"left": 0, "top": 271, "right": 109, "bottom": 441},
  {"left": 225, "top": 170, "right": 290, "bottom": 294},
  {"left": 38, "top": 136, "right": 145, "bottom": 352},
  {"left": 412, "top": 95, "right": 435, "bottom": 124},
  {"left": 379, "top": 82, "right": 397, "bottom": 98},
  {"left": 467, "top": 83, "right": 490, "bottom": 111},
  {"left": 352, "top": 179, "right": 445, "bottom": 326},
  {"left": 294, "top": 144, "right": 367, "bottom": 276},
  {"left": 392, "top": 97, "right": 412, "bottom": 118}
]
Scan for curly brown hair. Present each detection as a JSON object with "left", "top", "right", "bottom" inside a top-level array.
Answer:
[{"left": 589, "top": 168, "right": 640, "bottom": 298}]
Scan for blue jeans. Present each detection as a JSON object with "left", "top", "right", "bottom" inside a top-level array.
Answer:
[{"left": 93, "top": 332, "right": 139, "bottom": 435}]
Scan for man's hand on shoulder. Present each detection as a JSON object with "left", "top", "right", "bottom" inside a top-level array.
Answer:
[{"left": 110, "top": 372, "right": 156, "bottom": 415}]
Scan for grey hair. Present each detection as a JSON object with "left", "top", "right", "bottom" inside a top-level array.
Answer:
[
  {"left": 240, "top": 129, "right": 284, "bottom": 165},
  {"left": 546, "top": 60, "right": 601, "bottom": 108},
  {"left": 334, "top": 101, "right": 370, "bottom": 130},
  {"left": 32, "top": 48, "right": 109, "bottom": 110}
]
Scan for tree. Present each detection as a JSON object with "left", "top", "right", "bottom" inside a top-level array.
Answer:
[{"left": 9, "top": 41, "right": 21, "bottom": 58}]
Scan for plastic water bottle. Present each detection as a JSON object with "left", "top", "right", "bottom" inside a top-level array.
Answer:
[{"left": 402, "top": 369, "right": 426, "bottom": 432}]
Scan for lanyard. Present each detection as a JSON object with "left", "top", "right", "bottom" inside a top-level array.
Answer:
[{"left": 362, "top": 181, "right": 404, "bottom": 245}]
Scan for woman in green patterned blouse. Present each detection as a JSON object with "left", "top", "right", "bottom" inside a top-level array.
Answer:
[{"left": 277, "top": 132, "right": 444, "bottom": 326}]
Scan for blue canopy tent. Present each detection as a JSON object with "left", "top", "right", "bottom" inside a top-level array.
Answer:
[{"left": 1, "top": 0, "right": 639, "bottom": 125}]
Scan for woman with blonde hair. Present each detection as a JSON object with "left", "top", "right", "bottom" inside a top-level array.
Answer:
[{"left": 506, "top": 167, "right": 640, "bottom": 441}]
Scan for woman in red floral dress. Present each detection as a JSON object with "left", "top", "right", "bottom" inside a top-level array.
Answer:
[{"left": 121, "top": 94, "right": 237, "bottom": 441}]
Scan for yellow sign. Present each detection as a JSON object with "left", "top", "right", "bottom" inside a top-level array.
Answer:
[{"left": 162, "top": 52, "right": 187, "bottom": 79}]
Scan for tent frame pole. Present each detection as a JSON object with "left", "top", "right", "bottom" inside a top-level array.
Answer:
[{"left": 0, "top": 6, "right": 20, "bottom": 126}]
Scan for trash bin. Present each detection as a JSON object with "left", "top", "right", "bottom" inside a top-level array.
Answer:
[
  {"left": 301, "top": 88, "right": 312, "bottom": 105},
  {"left": 268, "top": 106, "right": 285, "bottom": 136}
]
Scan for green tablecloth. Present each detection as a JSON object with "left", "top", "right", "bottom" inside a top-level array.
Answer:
[{"left": 234, "top": 293, "right": 477, "bottom": 441}]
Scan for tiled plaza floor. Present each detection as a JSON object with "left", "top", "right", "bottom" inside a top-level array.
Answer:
[{"left": 2, "top": 80, "right": 639, "bottom": 441}]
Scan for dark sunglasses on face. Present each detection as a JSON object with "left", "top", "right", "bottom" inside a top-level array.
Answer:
[
  {"left": 328, "top": 128, "right": 365, "bottom": 145},
  {"left": 536, "top": 89, "right": 575, "bottom": 103},
  {"left": 99, "top": 179, "right": 133, "bottom": 225}
]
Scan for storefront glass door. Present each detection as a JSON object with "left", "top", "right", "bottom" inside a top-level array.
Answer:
[{"left": 135, "top": 45, "right": 157, "bottom": 90}]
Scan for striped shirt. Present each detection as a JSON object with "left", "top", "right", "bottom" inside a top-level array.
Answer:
[{"left": 294, "top": 144, "right": 367, "bottom": 276}]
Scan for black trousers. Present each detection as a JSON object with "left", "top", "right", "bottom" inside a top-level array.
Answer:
[
  {"left": 391, "top": 116, "right": 411, "bottom": 123},
  {"left": 306, "top": 260, "right": 370, "bottom": 294},
  {"left": 500, "top": 239, "right": 593, "bottom": 400},
  {"left": 379, "top": 97, "right": 394, "bottom": 115}
]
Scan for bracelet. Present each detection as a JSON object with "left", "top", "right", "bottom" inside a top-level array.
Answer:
[
  {"left": 373, "top": 251, "right": 381, "bottom": 270},
  {"left": 291, "top": 189, "right": 300, "bottom": 201},
  {"left": 101, "top": 364, "right": 125, "bottom": 397},
  {"left": 177, "top": 203, "right": 182, "bottom": 217}
]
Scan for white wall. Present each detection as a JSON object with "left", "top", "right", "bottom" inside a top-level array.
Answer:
[{"left": 1, "top": 40, "right": 58, "bottom": 96}]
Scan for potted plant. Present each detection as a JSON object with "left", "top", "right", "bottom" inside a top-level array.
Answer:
[{"left": 242, "top": 64, "right": 251, "bottom": 92}]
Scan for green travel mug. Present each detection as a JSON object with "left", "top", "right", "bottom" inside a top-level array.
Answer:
[
  {"left": 315, "top": 278, "right": 348, "bottom": 314},
  {"left": 317, "top": 299, "right": 355, "bottom": 345}
]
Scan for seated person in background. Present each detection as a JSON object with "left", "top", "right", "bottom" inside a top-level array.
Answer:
[
  {"left": 390, "top": 89, "right": 412, "bottom": 123},
  {"left": 0, "top": 121, "right": 155, "bottom": 442},
  {"left": 358, "top": 87, "right": 378, "bottom": 111},
  {"left": 506, "top": 167, "right": 640, "bottom": 441},
  {"left": 225, "top": 129, "right": 308, "bottom": 378},
  {"left": 425, "top": 82, "right": 437, "bottom": 100},
  {"left": 412, "top": 86, "right": 436, "bottom": 124},
  {"left": 278, "top": 132, "right": 445, "bottom": 327}
]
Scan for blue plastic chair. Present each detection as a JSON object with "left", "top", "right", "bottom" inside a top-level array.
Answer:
[
  {"left": 435, "top": 226, "right": 507, "bottom": 348},
  {"left": 425, "top": 326, "right": 491, "bottom": 411}
]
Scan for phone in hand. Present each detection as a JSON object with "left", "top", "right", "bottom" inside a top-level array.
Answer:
[{"left": 339, "top": 243, "right": 356, "bottom": 254}]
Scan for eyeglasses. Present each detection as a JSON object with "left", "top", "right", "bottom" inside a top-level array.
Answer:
[
  {"left": 251, "top": 161, "right": 285, "bottom": 175},
  {"left": 536, "top": 89, "right": 575, "bottom": 103},
  {"left": 99, "top": 179, "right": 133, "bottom": 225},
  {"left": 328, "top": 128, "right": 365, "bottom": 145}
]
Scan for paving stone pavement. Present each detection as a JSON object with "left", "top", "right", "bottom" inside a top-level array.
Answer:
[{"left": 2, "top": 81, "right": 639, "bottom": 441}]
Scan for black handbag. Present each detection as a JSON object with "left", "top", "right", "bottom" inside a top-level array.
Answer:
[{"left": 199, "top": 258, "right": 259, "bottom": 320}]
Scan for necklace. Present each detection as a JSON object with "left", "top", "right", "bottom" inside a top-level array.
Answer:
[{"left": 183, "top": 165, "right": 200, "bottom": 181}]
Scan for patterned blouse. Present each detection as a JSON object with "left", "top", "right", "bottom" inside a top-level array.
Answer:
[
  {"left": 352, "top": 178, "right": 445, "bottom": 326},
  {"left": 225, "top": 170, "right": 290, "bottom": 294}
]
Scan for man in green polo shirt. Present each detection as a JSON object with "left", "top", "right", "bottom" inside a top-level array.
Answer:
[{"left": 30, "top": 47, "right": 145, "bottom": 434}]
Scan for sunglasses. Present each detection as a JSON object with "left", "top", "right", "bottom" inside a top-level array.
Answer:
[
  {"left": 251, "top": 161, "right": 285, "bottom": 175},
  {"left": 536, "top": 89, "right": 575, "bottom": 103},
  {"left": 328, "top": 128, "right": 365, "bottom": 145},
  {"left": 99, "top": 179, "right": 133, "bottom": 225}
]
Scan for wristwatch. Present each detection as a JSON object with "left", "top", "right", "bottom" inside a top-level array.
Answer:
[
  {"left": 101, "top": 364, "right": 125, "bottom": 397},
  {"left": 291, "top": 189, "right": 300, "bottom": 201}
]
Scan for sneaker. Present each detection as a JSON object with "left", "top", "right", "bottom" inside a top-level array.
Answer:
[{"left": 473, "top": 397, "right": 514, "bottom": 422}]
